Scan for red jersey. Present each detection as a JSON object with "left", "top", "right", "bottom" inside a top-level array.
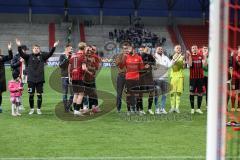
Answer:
[
  {"left": 232, "top": 53, "right": 240, "bottom": 84},
  {"left": 84, "top": 54, "right": 101, "bottom": 81},
  {"left": 69, "top": 51, "right": 86, "bottom": 80},
  {"left": 120, "top": 53, "right": 144, "bottom": 80},
  {"left": 190, "top": 53, "right": 204, "bottom": 79}
]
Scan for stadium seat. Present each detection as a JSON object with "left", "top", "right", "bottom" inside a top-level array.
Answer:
[{"left": 178, "top": 25, "right": 209, "bottom": 50}]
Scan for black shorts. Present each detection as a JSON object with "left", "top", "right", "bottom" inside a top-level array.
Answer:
[
  {"left": 28, "top": 82, "right": 44, "bottom": 94},
  {"left": 139, "top": 72, "right": 154, "bottom": 92},
  {"left": 189, "top": 78, "right": 204, "bottom": 94},
  {"left": 126, "top": 80, "right": 139, "bottom": 94},
  {"left": 72, "top": 80, "right": 85, "bottom": 93},
  {"left": 139, "top": 72, "right": 154, "bottom": 86}
]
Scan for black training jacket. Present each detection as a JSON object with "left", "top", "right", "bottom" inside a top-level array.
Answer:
[{"left": 18, "top": 46, "right": 55, "bottom": 83}]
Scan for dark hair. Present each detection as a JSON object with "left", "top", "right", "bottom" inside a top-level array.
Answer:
[
  {"left": 12, "top": 72, "right": 19, "bottom": 80},
  {"left": 155, "top": 44, "right": 163, "bottom": 48},
  {"left": 21, "top": 45, "right": 28, "bottom": 51},
  {"left": 122, "top": 41, "right": 132, "bottom": 47}
]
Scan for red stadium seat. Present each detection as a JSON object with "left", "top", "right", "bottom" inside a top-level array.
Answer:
[{"left": 178, "top": 25, "right": 209, "bottom": 50}]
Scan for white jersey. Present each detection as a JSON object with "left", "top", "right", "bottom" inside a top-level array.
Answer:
[{"left": 152, "top": 52, "right": 173, "bottom": 80}]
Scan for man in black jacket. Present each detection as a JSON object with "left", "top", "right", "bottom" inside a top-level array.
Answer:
[
  {"left": 11, "top": 45, "right": 28, "bottom": 80},
  {"left": 0, "top": 42, "right": 13, "bottom": 113},
  {"left": 137, "top": 46, "right": 155, "bottom": 115},
  {"left": 16, "top": 39, "right": 59, "bottom": 115},
  {"left": 59, "top": 44, "right": 73, "bottom": 112},
  {"left": 11, "top": 45, "right": 28, "bottom": 111}
]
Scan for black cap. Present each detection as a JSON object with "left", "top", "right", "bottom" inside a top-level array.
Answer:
[{"left": 21, "top": 45, "right": 29, "bottom": 51}]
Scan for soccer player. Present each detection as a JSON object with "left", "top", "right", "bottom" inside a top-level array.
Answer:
[
  {"left": 169, "top": 45, "right": 184, "bottom": 113},
  {"left": 227, "top": 53, "right": 233, "bottom": 111},
  {"left": 59, "top": 44, "right": 73, "bottom": 112},
  {"left": 115, "top": 44, "right": 127, "bottom": 112},
  {"left": 68, "top": 42, "right": 87, "bottom": 116},
  {"left": 16, "top": 39, "right": 59, "bottom": 115},
  {"left": 0, "top": 42, "right": 13, "bottom": 113},
  {"left": 188, "top": 45, "right": 204, "bottom": 114},
  {"left": 152, "top": 46, "right": 173, "bottom": 114},
  {"left": 231, "top": 46, "right": 240, "bottom": 112},
  {"left": 202, "top": 46, "right": 208, "bottom": 108},
  {"left": 120, "top": 45, "right": 144, "bottom": 115},
  {"left": 83, "top": 46, "right": 101, "bottom": 113}
]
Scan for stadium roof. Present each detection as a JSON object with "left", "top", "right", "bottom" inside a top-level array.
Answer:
[{"left": 0, "top": 0, "right": 209, "bottom": 18}]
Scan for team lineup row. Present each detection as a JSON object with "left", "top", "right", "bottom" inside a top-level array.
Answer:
[{"left": 0, "top": 40, "right": 240, "bottom": 116}]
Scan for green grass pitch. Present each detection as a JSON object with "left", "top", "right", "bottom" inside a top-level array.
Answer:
[{"left": 0, "top": 66, "right": 237, "bottom": 159}]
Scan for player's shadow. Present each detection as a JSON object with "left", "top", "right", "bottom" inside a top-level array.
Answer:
[
  {"left": 110, "top": 62, "right": 171, "bottom": 97},
  {"left": 54, "top": 90, "right": 115, "bottom": 121}
]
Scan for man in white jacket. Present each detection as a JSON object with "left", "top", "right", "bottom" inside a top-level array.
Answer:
[{"left": 152, "top": 46, "right": 173, "bottom": 114}]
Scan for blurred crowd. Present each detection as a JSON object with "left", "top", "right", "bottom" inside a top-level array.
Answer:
[{"left": 109, "top": 25, "right": 166, "bottom": 48}]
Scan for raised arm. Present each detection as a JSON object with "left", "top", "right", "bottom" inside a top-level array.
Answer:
[
  {"left": 94, "top": 54, "right": 101, "bottom": 70},
  {"left": 7, "top": 42, "right": 13, "bottom": 60},
  {"left": 115, "top": 53, "right": 124, "bottom": 66},
  {"left": 2, "top": 42, "right": 13, "bottom": 62},
  {"left": 186, "top": 50, "right": 192, "bottom": 67},
  {"left": 119, "top": 54, "right": 127, "bottom": 69},
  {"left": 42, "top": 40, "right": 59, "bottom": 61},
  {"left": 16, "top": 39, "right": 29, "bottom": 60}
]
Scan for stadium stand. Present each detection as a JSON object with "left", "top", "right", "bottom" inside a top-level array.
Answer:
[
  {"left": 167, "top": 26, "right": 179, "bottom": 46},
  {"left": 48, "top": 23, "right": 55, "bottom": 48},
  {"left": 0, "top": 23, "right": 49, "bottom": 53},
  {"left": 228, "top": 27, "right": 240, "bottom": 50},
  {"left": 178, "top": 25, "right": 209, "bottom": 50}
]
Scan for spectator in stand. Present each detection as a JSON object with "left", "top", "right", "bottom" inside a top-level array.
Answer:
[{"left": 111, "top": 25, "right": 163, "bottom": 48}]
